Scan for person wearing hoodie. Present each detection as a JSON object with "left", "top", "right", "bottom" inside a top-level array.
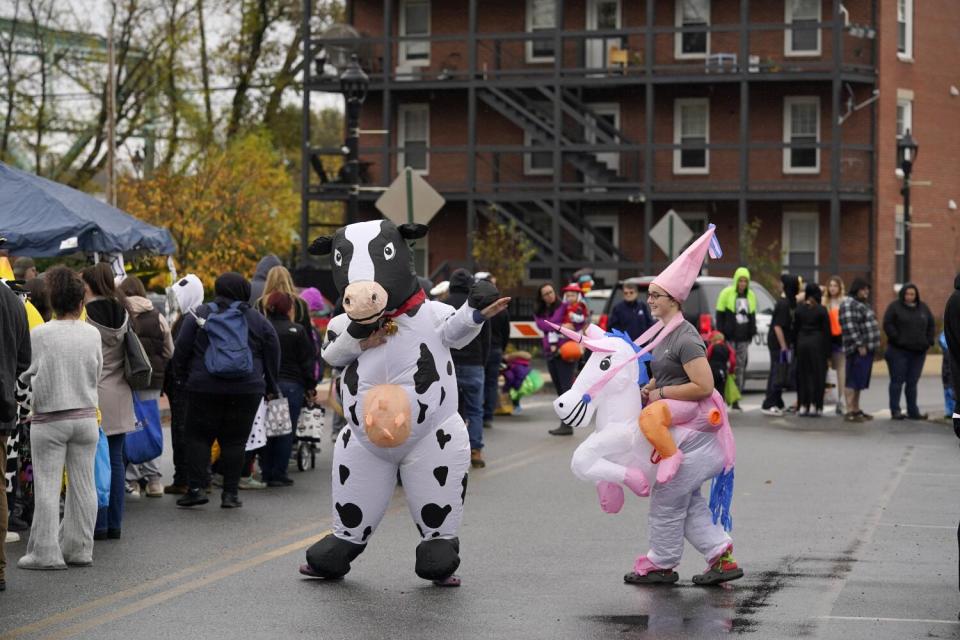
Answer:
[
  {"left": 839, "top": 278, "right": 881, "bottom": 422},
  {"left": 162, "top": 274, "right": 205, "bottom": 495},
  {"left": 174, "top": 272, "right": 280, "bottom": 509},
  {"left": 260, "top": 291, "right": 316, "bottom": 487},
  {"left": 118, "top": 275, "right": 174, "bottom": 497},
  {"left": 81, "top": 262, "right": 134, "bottom": 540},
  {"left": 761, "top": 275, "right": 800, "bottom": 416},
  {"left": 249, "top": 254, "right": 282, "bottom": 306},
  {"left": 944, "top": 274, "right": 960, "bottom": 437},
  {"left": 715, "top": 267, "right": 757, "bottom": 409},
  {"left": 882, "top": 283, "right": 935, "bottom": 420},
  {"left": 447, "top": 269, "right": 493, "bottom": 468}
]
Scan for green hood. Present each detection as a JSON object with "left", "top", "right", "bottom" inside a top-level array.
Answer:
[{"left": 716, "top": 268, "right": 757, "bottom": 313}]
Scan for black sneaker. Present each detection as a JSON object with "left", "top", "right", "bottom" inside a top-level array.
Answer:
[
  {"left": 731, "top": 402, "right": 742, "bottom": 411},
  {"left": 7, "top": 515, "right": 28, "bottom": 532},
  {"left": 176, "top": 489, "right": 210, "bottom": 508},
  {"left": 548, "top": 424, "right": 574, "bottom": 436},
  {"left": 891, "top": 411, "right": 905, "bottom": 420},
  {"left": 221, "top": 493, "right": 243, "bottom": 509}
]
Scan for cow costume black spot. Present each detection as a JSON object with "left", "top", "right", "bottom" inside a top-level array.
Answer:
[{"left": 303, "top": 219, "right": 502, "bottom": 584}]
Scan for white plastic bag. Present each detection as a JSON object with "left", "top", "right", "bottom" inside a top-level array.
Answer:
[{"left": 246, "top": 400, "right": 267, "bottom": 451}]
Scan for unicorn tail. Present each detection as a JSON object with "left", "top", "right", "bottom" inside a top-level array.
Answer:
[{"left": 708, "top": 466, "right": 734, "bottom": 532}]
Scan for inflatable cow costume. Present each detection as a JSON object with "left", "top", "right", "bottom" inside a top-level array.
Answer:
[
  {"left": 551, "top": 225, "right": 742, "bottom": 586},
  {"left": 301, "top": 220, "right": 508, "bottom": 585}
]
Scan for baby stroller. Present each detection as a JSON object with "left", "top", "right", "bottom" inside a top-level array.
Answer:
[{"left": 295, "top": 400, "right": 326, "bottom": 472}]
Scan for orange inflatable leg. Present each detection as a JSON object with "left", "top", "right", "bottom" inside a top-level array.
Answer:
[{"left": 638, "top": 402, "right": 678, "bottom": 459}]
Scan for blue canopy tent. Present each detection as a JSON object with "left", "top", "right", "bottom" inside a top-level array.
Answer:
[{"left": 0, "top": 162, "right": 175, "bottom": 256}]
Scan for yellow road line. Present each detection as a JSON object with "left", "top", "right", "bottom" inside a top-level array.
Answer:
[
  {"left": 39, "top": 530, "right": 334, "bottom": 640},
  {"left": 4, "top": 438, "right": 570, "bottom": 639}
]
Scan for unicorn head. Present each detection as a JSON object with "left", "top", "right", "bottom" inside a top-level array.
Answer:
[{"left": 550, "top": 323, "right": 649, "bottom": 429}]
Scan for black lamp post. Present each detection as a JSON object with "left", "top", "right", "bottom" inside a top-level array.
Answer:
[
  {"left": 897, "top": 129, "right": 919, "bottom": 284},
  {"left": 340, "top": 54, "right": 369, "bottom": 225}
]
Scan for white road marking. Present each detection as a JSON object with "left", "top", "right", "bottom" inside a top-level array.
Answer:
[
  {"left": 876, "top": 522, "right": 956, "bottom": 530},
  {"left": 820, "top": 615, "right": 960, "bottom": 625}
]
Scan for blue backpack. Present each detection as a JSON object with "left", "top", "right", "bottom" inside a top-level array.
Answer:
[{"left": 197, "top": 302, "right": 254, "bottom": 378}]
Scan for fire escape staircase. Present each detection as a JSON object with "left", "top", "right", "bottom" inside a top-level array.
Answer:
[{"left": 476, "top": 85, "right": 632, "bottom": 269}]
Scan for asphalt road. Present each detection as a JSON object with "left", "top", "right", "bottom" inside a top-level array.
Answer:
[{"left": 1, "top": 376, "right": 958, "bottom": 640}]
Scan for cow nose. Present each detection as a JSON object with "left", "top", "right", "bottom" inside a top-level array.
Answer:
[
  {"left": 344, "top": 296, "right": 351, "bottom": 306},
  {"left": 558, "top": 402, "right": 564, "bottom": 408},
  {"left": 372, "top": 293, "right": 378, "bottom": 302}
]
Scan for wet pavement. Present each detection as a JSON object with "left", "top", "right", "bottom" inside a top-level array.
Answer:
[{"left": 1, "top": 375, "right": 958, "bottom": 639}]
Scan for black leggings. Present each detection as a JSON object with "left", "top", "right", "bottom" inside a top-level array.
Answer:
[
  {"left": 185, "top": 392, "right": 261, "bottom": 495},
  {"left": 547, "top": 355, "right": 577, "bottom": 396}
]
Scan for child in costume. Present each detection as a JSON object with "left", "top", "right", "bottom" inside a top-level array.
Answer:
[
  {"left": 560, "top": 283, "right": 589, "bottom": 329},
  {"left": 301, "top": 220, "right": 508, "bottom": 586},
  {"left": 551, "top": 226, "right": 742, "bottom": 586}
]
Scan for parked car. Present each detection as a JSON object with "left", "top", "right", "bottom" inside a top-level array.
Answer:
[
  {"left": 603, "top": 276, "right": 777, "bottom": 387},
  {"left": 584, "top": 288, "right": 612, "bottom": 328}
]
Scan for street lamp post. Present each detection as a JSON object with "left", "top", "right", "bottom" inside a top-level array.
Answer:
[
  {"left": 897, "top": 129, "right": 919, "bottom": 284},
  {"left": 340, "top": 54, "right": 369, "bottom": 225}
]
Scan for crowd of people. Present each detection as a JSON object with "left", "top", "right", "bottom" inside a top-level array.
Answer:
[
  {"left": 758, "top": 273, "right": 939, "bottom": 422},
  {"left": 0, "top": 252, "right": 335, "bottom": 588},
  {"left": 1, "top": 243, "right": 958, "bottom": 593}
]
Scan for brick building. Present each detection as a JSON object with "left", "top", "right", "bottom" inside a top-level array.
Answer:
[{"left": 303, "top": 0, "right": 960, "bottom": 315}]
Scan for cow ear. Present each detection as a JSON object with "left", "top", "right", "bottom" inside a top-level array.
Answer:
[
  {"left": 308, "top": 236, "right": 333, "bottom": 256},
  {"left": 398, "top": 223, "right": 429, "bottom": 240}
]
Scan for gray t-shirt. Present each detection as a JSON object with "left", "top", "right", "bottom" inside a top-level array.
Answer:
[{"left": 651, "top": 320, "right": 706, "bottom": 389}]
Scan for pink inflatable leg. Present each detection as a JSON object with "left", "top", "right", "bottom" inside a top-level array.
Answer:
[
  {"left": 655, "top": 449, "right": 685, "bottom": 484},
  {"left": 622, "top": 467, "right": 651, "bottom": 497},
  {"left": 596, "top": 481, "right": 625, "bottom": 514},
  {"left": 634, "top": 555, "right": 670, "bottom": 575}
]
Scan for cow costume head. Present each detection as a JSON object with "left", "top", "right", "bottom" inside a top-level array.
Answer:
[{"left": 309, "top": 220, "right": 429, "bottom": 324}]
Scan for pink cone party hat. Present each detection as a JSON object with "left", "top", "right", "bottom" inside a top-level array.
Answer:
[{"left": 651, "top": 223, "right": 722, "bottom": 301}]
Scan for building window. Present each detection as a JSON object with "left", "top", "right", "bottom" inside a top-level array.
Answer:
[
  {"left": 897, "top": 0, "right": 913, "bottom": 59},
  {"left": 783, "top": 97, "right": 820, "bottom": 174},
  {"left": 524, "top": 131, "right": 554, "bottom": 175},
  {"left": 894, "top": 208, "right": 905, "bottom": 285},
  {"left": 785, "top": 0, "right": 821, "bottom": 56},
  {"left": 894, "top": 98, "right": 913, "bottom": 169},
  {"left": 782, "top": 210, "right": 819, "bottom": 283},
  {"left": 673, "top": 98, "right": 709, "bottom": 174},
  {"left": 398, "top": 104, "right": 429, "bottom": 173},
  {"left": 675, "top": 0, "right": 709, "bottom": 59},
  {"left": 526, "top": 0, "right": 556, "bottom": 62},
  {"left": 399, "top": 0, "right": 430, "bottom": 65}
]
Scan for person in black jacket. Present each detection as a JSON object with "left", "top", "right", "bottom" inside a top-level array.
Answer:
[
  {"left": 260, "top": 291, "right": 317, "bottom": 487},
  {"left": 476, "top": 273, "right": 509, "bottom": 430},
  {"left": 883, "top": 282, "right": 935, "bottom": 420},
  {"left": 174, "top": 272, "right": 280, "bottom": 509},
  {"left": 608, "top": 282, "right": 653, "bottom": 341},
  {"left": 0, "top": 271, "right": 30, "bottom": 593},
  {"left": 946, "top": 274, "right": 960, "bottom": 438},
  {"left": 793, "top": 283, "right": 832, "bottom": 417},
  {"left": 447, "top": 269, "right": 493, "bottom": 468},
  {"left": 762, "top": 274, "right": 800, "bottom": 416}
]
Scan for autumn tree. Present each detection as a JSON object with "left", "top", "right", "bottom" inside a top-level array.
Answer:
[
  {"left": 739, "top": 217, "right": 783, "bottom": 293},
  {"left": 472, "top": 220, "right": 538, "bottom": 292},
  {"left": 118, "top": 131, "right": 297, "bottom": 289}
]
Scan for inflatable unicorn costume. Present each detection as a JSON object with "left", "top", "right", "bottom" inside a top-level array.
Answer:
[{"left": 550, "top": 225, "right": 741, "bottom": 586}]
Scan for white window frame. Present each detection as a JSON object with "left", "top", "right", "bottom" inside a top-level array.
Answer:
[
  {"left": 894, "top": 206, "right": 905, "bottom": 286},
  {"left": 674, "top": 0, "right": 710, "bottom": 60},
  {"left": 783, "top": 96, "right": 821, "bottom": 174},
  {"left": 523, "top": 131, "right": 554, "bottom": 176},
  {"left": 526, "top": 0, "right": 557, "bottom": 63},
  {"left": 399, "top": 0, "right": 431, "bottom": 67},
  {"left": 673, "top": 98, "right": 710, "bottom": 175},
  {"left": 784, "top": 0, "right": 821, "bottom": 57},
  {"left": 897, "top": 0, "right": 913, "bottom": 61},
  {"left": 782, "top": 209, "right": 820, "bottom": 282},
  {"left": 398, "top": 103, "right": 429, "bottom": 175}
]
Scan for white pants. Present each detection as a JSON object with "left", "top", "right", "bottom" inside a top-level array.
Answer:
[
  {"left": 20, "top": 418, "right": 98, "bottom": 569},
  {"left": 646, "top": 437, "right": 731, "bottom": 569},
  {"left": 329, "top": 412, "right": 470, "bottom": 544}
]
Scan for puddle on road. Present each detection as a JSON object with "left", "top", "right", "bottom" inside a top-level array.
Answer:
[{"left": 582, "top": 554, "right": 855, "bottom": 637}]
